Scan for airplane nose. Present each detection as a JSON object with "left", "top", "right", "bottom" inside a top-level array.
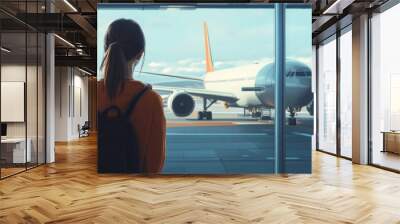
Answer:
[
  {"left": 255, "top": 64, "right": 273, "bottom": 89},
  {"left": 255, "top": 64, "right": 275, "bottom": 106}
]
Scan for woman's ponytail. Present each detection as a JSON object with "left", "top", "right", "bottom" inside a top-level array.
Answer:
[
  {"left": 100, "top": 19, "right": 145, "bottom": 100},
  {"left": 101, "top": 42, "right": 129, "bottom": 100}
]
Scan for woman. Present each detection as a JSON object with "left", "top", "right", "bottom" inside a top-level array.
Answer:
[{"left": 98, "top": 19, "right": 166, "bottom": 173}]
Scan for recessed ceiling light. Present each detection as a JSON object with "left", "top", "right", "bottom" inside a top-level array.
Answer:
[
  {"left": 63, "top": 0, "right": 78, "bottom": 12},
  {"left": 1, "top": 47, "right": 11, "bottom": 53},
  {"left": 322, "top": 0, "right": 354, "bottom": 15},
  {"left": 54, "top": 34, "right": 75, "bottom": 48},
  {"left": 78, "top": 67, "right": 92, "bottom": 76}
]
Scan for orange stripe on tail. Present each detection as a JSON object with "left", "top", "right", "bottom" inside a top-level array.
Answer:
[{"left": 203, "top": 22, "right": 214, "bottom": 73}]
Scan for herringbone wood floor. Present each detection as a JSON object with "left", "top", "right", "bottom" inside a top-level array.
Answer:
[{"left": 1, "top": 135, "right": 400, "bottom": 224}]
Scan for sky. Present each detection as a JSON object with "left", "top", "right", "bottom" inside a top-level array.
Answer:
[{"left": 97, "top": 5, "right": 311, "bottom": 83}]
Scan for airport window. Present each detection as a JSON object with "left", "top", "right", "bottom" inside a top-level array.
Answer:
[
  {"left": 97, "top": 4, "right": 312, "bottom": 174},
  {"left": 0, "top": 1, "right": 46, "bottom": 179},
  {"left": 98, "top": 5, "right": 276, "bottom": 174},
  {"left": 370, "top": 3, "right": 400, "bottom": 171},
  {"left": 317, "top": 36, "right": 337, "bottom": 155}
]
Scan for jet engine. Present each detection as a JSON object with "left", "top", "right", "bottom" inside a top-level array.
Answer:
[{"left": 167, "top": 92, "right": 195, "bottom": 117}]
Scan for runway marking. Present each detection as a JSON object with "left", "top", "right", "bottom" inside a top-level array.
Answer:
[
  {"left": 292, "top": 132, "right": 313, "bottom": 137},
  {"left": 205, "top": 112, "right": 245, "bottom": 114},
  {"left": 232, "top": 122, "right": 270, "bottom": 125},
  {"left": 167, "top": 133, "right": 268, "bottom": 136},
  {"left": 167, "top": 121, "right": 236, "bottom": 127},
  {"left": 286, "top": 157, "right": 303, "bottom": 160},
  {"left": 265, "top": 157, "right": 301, "bottom": 160}
]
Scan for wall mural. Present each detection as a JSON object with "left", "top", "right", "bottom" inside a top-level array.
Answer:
[{"left": 97, "top": 3, "right": 313, "bottom": 174}]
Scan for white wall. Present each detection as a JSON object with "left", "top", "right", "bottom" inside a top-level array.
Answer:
[
  {"left": 55, "top": 67, "right": 89, "bottom": 141},
  {"left": 72, "top": 73, "right": 89, "bottom": 138},
  {"left": 55, "top": 67, "right": 70, "bottom": 141}
]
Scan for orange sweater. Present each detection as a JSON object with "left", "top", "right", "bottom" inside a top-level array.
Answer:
[{"left": 97, "top": 80, "right": 166, "bottom": 173}]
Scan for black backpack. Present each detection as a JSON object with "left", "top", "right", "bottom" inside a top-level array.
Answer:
[{"left": 97, "top": 85, "right": 150, "bottom": 173}]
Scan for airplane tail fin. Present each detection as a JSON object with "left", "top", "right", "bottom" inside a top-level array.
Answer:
[{"left": 203, "top": 22, "right": 214, "bottom": 73}]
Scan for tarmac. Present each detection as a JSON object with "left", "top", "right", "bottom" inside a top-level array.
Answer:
[{"left": 162, "top": 102, "right": 313, "bottom": 174}]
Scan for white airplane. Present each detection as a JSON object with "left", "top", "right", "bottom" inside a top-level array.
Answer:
[{"left": 141, "top": 22, "right": 313, "bottom": 124}]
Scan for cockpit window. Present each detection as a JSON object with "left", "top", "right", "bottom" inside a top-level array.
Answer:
[
  {"left": 295, "top": 70, "right": 311, "bottom": 77},
  {"left": 286, "top": 70, "right": 295, "bottom": 77},
  {"left": 286, "top": 68, "right": 311, "bottom": 77}
]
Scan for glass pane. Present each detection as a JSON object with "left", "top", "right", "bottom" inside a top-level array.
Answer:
[
  {"left": 1, "top": 30, "right": 27, "bottom": 177},
  {"left": 97, "top": 5, "right": 276, "bottom": 173},
  {"left": 339, "top": 29, "right": 352, "bottom": 158},
  {"left": 371, "top": 4, "right": 400, "bottom": 171},
  {"left": 284, "top": 6, "right": 313, "bottom": 173},
  {"left": 27, "top": 31, "right": 38, "bottom": 168},
  {"left": 317, "top": 37, "right": 337, "bottom": 154},
  {"left": 26, "top": 0, "right": 42, "bottom": 169},
  {"left": 38, "top": 32, "right": 45, "bottom": 165},
  {"left": 0, "top": 1, "right": 46, "bottom": 178}
]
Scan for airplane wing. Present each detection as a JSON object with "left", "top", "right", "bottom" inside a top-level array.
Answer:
[
  {"left": 153, "top": 85, "right": 239, "bottom": 103},
  {"left": 138, "top": 71, "right": 238, "bottom": 103}
]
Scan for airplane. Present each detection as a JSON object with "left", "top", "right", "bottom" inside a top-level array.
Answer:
[{"left": 140, "top": 22, "right": 313, "bottom": 125}]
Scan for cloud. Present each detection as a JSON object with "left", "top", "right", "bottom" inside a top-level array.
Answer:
[
  {"left": 161, "top": 67, "right": 173, "bottom": 74},
  {"left": 148, "top": 62, "right": 166, "bottom": 68},
  {"left": 214, "top": 58, "right": 273, "bottom": 69},
  {"left": 177, "top": 58, "right": 195, "bottom": 65},
  {"left": 177, "top": 58, "right": 205, "bottom": 67},
  {"left": 146, "top": 59, "right": 205, "bottom": 77}
]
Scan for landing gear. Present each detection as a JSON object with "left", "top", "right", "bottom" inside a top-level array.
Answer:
[
  {"left": 249, "top": 107, "right": 263, "bottom": 119},
  {"left": 198, "top": 111, "right": 212, "bottom": 120},
  {"left": 288, "top": 107, "right": 297, "bottom": 126},
  {"left": 251, "top": 111, "right": 262, "bottom": 118},
  {"left": 261, "top": 109, "right": 272, "bottom": 120},
  {"left": 198, "top": 98, "right": 217, "bottom": 120},
  {"left": 288, "top": 117, "right": 296, "bottom": 125}
]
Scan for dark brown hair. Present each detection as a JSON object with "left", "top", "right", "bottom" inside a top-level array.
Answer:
[{"left": 101, "top": 19, "right": 145, "bottom": 99}]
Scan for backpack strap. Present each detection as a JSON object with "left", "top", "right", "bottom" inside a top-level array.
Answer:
[
  {"left": 125, "top": 85, "right": 151, "bottom": 117},
  {"left": 101, "top": 105, "right": 122, "bottom": 118}
]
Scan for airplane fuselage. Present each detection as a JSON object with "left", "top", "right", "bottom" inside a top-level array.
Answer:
[{"left": 203, "top": 60, "right": 313, "bottom": 110}]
